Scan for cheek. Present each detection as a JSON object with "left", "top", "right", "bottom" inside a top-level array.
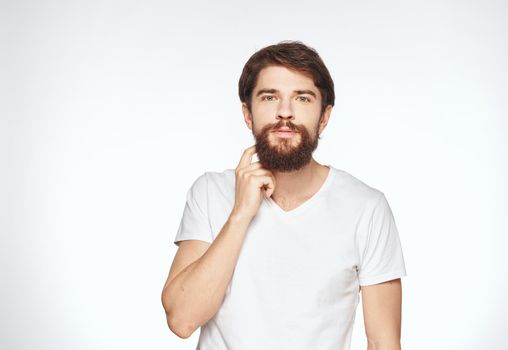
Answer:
[
  {"left": 252, "top": 103, "right": 276, "bottom": 117},
  {"left": 251, "top": 106, "right": 276, "bottom": 130},
  {"left": 294, "top": 103, "right": 321, "bottom": 115}
]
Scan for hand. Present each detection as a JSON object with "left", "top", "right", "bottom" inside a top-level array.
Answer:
[{"left": 231, "top": 145, "right": 276, "bottom": 220}]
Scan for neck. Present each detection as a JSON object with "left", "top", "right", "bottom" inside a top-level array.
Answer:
[{"left": 271, "top": 158, "right": 327, "bottom": 200}]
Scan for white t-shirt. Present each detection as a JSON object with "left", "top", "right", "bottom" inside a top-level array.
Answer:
[{"left": 173, "top": 165, "right": 407, "bottom": 350}]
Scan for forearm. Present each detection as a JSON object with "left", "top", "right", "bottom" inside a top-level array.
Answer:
[
  {"left": 163, "top": 211, "right": 252, "bottom": 337},
  {"left": 367, "top": 340, "right": 401, "bottom": 350}
]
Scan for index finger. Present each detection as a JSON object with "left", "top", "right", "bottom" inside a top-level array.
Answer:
[{"left": 236, "top": 145, "right": 257, "bottom": 170}]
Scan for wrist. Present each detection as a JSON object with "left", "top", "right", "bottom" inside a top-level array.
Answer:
[{"left": 228, "top": 209, "right": 254, "bottom": 226}]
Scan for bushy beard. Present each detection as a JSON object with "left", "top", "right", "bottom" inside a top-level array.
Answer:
[{"left": 252, "top": 119, "right": 320, "bottom": 172}]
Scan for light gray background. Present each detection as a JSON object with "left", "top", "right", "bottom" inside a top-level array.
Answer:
[{"left": 1, "top": 0, "right": 507, "bottom": 349}]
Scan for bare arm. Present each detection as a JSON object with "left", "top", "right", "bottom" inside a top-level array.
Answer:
[
  {"left": 161, "top": 145, "right": 276, "bottom": 339},
  {"left": 361, "top": 278, "right": 403, "bottom": 350},
  {"left": 161, "top": 211, "right": 252, "bottom": 338}
]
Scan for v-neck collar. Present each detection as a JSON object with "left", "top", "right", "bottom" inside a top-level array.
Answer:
[{"left": 263, "top": 165, "right": 336, "bottom": 217}]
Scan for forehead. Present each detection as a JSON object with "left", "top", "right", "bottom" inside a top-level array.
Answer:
[{"left": 254, "top": 65, "right": 318, "bottom": 93}]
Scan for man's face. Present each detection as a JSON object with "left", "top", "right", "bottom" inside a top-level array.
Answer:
[{"left": 243, "top": 65, "right": 330, "bottom": 172}]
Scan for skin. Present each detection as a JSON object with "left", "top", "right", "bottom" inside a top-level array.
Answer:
[
  {"left": 241, "top": 65, "right": 333, "bottom": 211},
  {"left": 242, "top": 65, "right": 403, "bottom": 347},
  {"left": 161, "top": 146, "right": 275, "bottom": 338},
  {"left": 162, "top": 65, "right": 403, "bottom": 347},
  {"left": 362, "top": 278, "right": 403, "bottom": 350}
]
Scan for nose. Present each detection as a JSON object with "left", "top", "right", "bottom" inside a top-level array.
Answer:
[{"left": 276, "top": 98, "right": 294, "bottom": 121}]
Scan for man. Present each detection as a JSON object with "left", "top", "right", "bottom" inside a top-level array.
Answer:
[{"left": 161, "top": 41, "right": 407, "bottom": 350}]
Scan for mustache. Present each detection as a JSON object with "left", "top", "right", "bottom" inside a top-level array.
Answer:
[{"left": 270, "top": 120, "right": 299, "bottom": 131}]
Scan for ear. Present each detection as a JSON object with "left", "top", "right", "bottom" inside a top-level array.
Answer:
[
  {"left": 242, "top": 102, "right": 253, "bottom": 130},
  {"left": 318, "top": 105, "right": 333, "bottom": 135}
]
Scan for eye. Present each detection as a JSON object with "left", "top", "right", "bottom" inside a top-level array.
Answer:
[
  {"left": 297, "top": 96, "right": 311, "bottom": 102},
  {"left": 261, "top": 95, "right": 276, "bottom": 101}
]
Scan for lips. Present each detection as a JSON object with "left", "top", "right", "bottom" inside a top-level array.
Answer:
[{"left": 272, "top": 128, "right": 297, "bottom": 133}]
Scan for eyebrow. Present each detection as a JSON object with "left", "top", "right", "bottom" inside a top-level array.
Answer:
[{"left": 255, "top": 88, "right": 317, "bottom": 98}]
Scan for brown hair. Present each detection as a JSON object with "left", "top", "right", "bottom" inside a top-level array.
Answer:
[{"left": 238, "top": 40, "right": 335, "bottom": 117}]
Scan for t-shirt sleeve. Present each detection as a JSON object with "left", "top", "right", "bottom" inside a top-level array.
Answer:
[
  {"left": 173, "top": 172, "right": 213, "bottom": 246},
  {"left": 358, "top": 193, "right": 407, "bottom": 286}
]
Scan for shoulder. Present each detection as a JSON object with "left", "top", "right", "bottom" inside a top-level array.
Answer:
[
  {"left": 328, "top": 166, "right": 385, "bottom": 209},
  {"left": 204, "top": 168, "right": 236, "bottom": 188},
  {"left": 187, "top": 168, "right": 236, "bottom": 202},
  {"left": 188, "top": 168, "right": 234, "bottom": 188}
]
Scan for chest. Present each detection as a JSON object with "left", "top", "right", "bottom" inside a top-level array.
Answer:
[{"left": 228, "top": 206, "right": 360, "bottom": 310}]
